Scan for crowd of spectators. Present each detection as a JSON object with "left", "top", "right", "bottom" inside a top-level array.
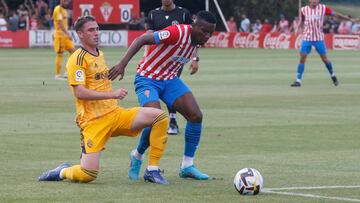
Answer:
[
  {"left": 226, "top": 13, "right": 360, "bottom": 35},
  {"left": 0, "top": 0, "right": 67, "bottom": 32},
  {"left": 0, "top": 0, "right": 360, "bottom": 35}
]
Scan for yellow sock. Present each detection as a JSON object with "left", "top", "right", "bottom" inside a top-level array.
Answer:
[
  {"left": 55, "top": 53, "right": 63, "bottom": 76},
  {"left": 149, "top": 112, "right": 169, "bottom": 166},
  {"left": 61, "top": 165, "right": 98, "bottom": 183}
]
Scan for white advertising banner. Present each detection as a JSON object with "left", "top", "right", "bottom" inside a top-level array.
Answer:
[{"left": 29, "top": 30, "right": 128, "bottom": 47}]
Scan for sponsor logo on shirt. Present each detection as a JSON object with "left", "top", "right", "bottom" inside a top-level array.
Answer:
[
  {"left": 159, "top": 30, "right": 170, "bottom": 40},
  {"left": 75, "top": 70, "right": 85, "bottom": 81}
]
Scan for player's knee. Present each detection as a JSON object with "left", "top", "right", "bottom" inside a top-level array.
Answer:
[
  {"left": 79, "top": 167, "right": 98, "bottom": 183},
  {"left": 153, "top": 111, "right": 169, "bottom": 125},
  {"left": 188, "top": 111, "right": 203, "bottom": 123}
]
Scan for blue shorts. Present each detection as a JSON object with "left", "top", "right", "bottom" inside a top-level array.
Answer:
[
  {"left": 300, "top": 40, "right": 327, "bottom": 56},
  {"left": 134, "top": 74, "right": 191, "bottom": 107}
]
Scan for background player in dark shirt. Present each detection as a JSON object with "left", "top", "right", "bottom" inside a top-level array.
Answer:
[{"left": 145, "top": 0, "right": 200, "bottom": 135}]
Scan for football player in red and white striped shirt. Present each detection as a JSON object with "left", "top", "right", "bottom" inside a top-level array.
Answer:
[
  {"left": 109, "top": 11, "right": 216, "bottom": 181},
  {"left": 291, "top": 0, "right": 356, "bottom": 87}
]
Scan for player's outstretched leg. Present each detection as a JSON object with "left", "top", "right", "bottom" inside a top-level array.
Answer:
[
  {"left": 144, "top": 111, "right": 169, "bottom": 184},
  {"left": 38, "top": 163, "right": 70, "bottom": 181},
  {"left": 173, "top": 92, "right": 209, "bottom": 180},
  {"left": 179, "top": 122, "right": 209, "bottom": 180},
  {"left": 291, "top": 63, "right": 304, "bottom": 87},
  {"left": 321, "top": 55, "right": 339, "bottom": 86}
]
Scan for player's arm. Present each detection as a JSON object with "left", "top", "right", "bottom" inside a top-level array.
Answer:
[
  {"left": 326, "top": 6, "right": 356, "bottom": 23},
  {"left": 108, "top": 33, "right": 156, "bottom": 80},
  {"left": 189, "top": 46, "right": 200, "bottom": 75},
  {"left": 72, "top": 85, "right": 128, "bottom": 100},
  {"left": 58, "top": 19, "right": 71, "bottom": 39}
]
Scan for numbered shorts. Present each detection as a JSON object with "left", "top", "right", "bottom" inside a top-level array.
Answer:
[
  {"left": 53, "top": 36, "right": 75, "bottom": 53},
  {"left": 300, "top": 40, "right": 327, "bottom": 56},
  {"left": 80, "top": 107, "right": 141, "bottom": 154},
  {"left": 134, "top": 74, "right": 191, "bottom": 107}
]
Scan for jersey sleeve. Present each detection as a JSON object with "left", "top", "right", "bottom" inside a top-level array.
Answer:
[
  {"left": 325, "top": 5, "right": 334, "bottom": 16},
  {"left": 153, "top": 25, "right": 181, "bottom": 45},
  {"left": 66, "top": 54, "right": 86, "bottom": 86}
]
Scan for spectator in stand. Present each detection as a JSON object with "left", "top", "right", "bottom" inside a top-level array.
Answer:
[
  {"left": 48, "top": 0, "right": 58, "bottom": 11},
  {"left": 0, "top": 11, "right": 7, "bottom": 31},
  {"left": 226, "top": 16, "right": 237, "bottom": 32},
  {"left": 0, "top": 0, "right": 8, "bottom": 17},
  {"left": 252, "top": 19, "right": 262, "bottom": 33},
  {"left": 290, "top": 16, "right": 301, "bottom": 33},
  {"left": 8, "top": 10, "right": 19, "bottom": 32},
  {"left": 323, "top": 16, "right": 332, "bottom": 33},
  {"left": 17, "top": 4, "right": 29, "bottom": 17},
  {"left": 351, "top": 22, "right": 360, "bottom": 34},
  {"left": 270, "top": 21, "right": 279, "bottom": 32},
  {"left": 337, "top": 17, "right": 352, "bottom": 34},
  {"left": 139, "top": 11, "right": 146, "bottom": 30},
  {"left": 36, "top": 0, "right": 48, "bottom": 17},
  {"left": 239, "top": 14, "right": 250, "bottom": 32},
  {"left": 191, "top": 14, "right": 196, "bottom": 22},
  {"left": 128, "top": 13, "right": 140, "bottom": 30},
  {"left": 18, "top": 14, "right": 28, "bottom": 30},
  {"left": 41, "top": 8, "right": 53, "bottom": 29},
  {"left": 29, "top": 12, "right": 39, "bottom": 30},
  {"left": 260, "top": 18, "right": 272, "bottom": 34},
  {"left": 277, "top": 14, "right": 289, "bottom": 33},
  {"left": 329, "top": 16, "right": 339, "bottom": 33}
]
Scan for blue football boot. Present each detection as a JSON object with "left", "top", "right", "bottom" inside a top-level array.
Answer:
[
  {"left": 144, "top": 169, "right": 169, "bottom": 184},
  {"left": 128, "top": 151, "right": 142, "bottom": 180},
  {"left": 38, "top": 163, "right": 70, "bottom": 181},
  {"left": 179, "top": 165, "right": 209, "bottom": 180}
]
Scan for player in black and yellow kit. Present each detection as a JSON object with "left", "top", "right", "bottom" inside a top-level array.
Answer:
[
  {"left": 38, "top": 16, "right": 169, "bottom": 184},
  {"left": 53, "top": 0, "right": 75, "bottom": 80}
]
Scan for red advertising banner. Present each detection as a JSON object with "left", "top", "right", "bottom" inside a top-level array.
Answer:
[
  {"left": 73, "top": 0, "right": 140, "bottom": 24},
  {"left": 205, "top": 32, "right": 341, "bottom": 50},
  {"left": 0, "top": 31, "right": 29, "bottom": 48}
]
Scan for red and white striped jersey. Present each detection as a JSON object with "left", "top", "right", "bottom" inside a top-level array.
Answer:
[
  {"left": 137, "top": 24, "right": 197, "bottom": 80},
  {"left": 301, "top": 4, "right": 333, "bottom": 41}
]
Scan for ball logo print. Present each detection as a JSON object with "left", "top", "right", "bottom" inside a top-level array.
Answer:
[{"left": 234, "top": 168, "right": 263, "bottom": 195}]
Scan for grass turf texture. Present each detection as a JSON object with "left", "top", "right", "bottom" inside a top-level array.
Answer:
[{"left": 0, "top": 48, "right": 359, "bottom": 202}]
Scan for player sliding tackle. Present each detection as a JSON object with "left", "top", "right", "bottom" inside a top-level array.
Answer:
[
  {"left": 109, "top": 11, "right": 216, "bottom": 180},
  {"left": 39, "top": 16, "right": 169, "bottom": 184},
  {"left": 291, "top": 0, "right": 359, "bottom": 87}
]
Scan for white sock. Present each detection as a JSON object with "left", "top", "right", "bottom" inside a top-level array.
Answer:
[
  {"left": 331, "top": 73, "right": 336, "bottom": 77},
  {"left": 147, "top": 165, "right": 159, "bottom": 171},
  {"left": 296, "top": 79, "right": 302, "bottom": 82},
  {"left": 132, "top": 149, "right": 144, "bottom": 160},
  {"left": 181, "top": 156, "right": 194, "bottom": 169},
  {"left": 169, "top": 113, "right": 176, "bottom": 119},
  {"left": 59, "top": 168, "right": 66, "bottom": 179}
]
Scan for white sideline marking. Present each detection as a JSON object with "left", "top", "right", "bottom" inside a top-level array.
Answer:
[
  {"left": 267, "top": 185, "right": 360, "bottom": 191},
  {"left": 263, "top": 190, "right": 360, "bottom": 202}
]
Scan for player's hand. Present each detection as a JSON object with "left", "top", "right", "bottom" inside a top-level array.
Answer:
[
  {"left": 112, "top": 88, "right": 128, "bottom": 100},
  {"left": 189, "top": 61, "right": 199, "bottom": 75},
  {"left": 109, "top": 62, "right": 126, "bottom": 80}
]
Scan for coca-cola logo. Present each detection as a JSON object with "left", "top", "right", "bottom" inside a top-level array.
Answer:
[
  {"left": 333, "top": 35, "right": 360, "bottom": 50},
  {"left": 233, "top": 33, "right": 259, "bottom": 48},
  {"left": 263, "top": 33, "right": 291, "bottom": 49},
  {"left": 205, "top": 32, "right": 229, "bottom": 48}
]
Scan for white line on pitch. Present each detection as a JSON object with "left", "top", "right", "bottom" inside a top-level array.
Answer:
[
  {"left": 266, "top": 185, "right": 360, "bottom": 191},
  {"left": 263, "top": 190, "right": 360, "bottom": 202}
]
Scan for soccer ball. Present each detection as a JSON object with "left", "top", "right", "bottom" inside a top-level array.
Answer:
[{"left": 233, "top": 168, "right": 263, "bottom": 195}]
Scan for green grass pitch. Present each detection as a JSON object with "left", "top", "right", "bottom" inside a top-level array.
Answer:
[{"left": 0, "top": 48, "right": 359, "bottom": 202}]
